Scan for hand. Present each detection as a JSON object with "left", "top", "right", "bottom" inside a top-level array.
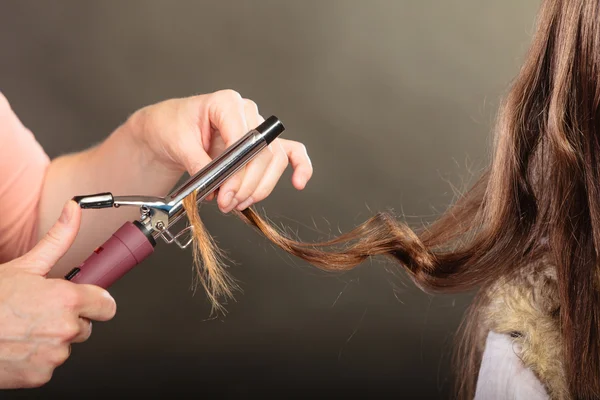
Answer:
[
  {"left": 0, "top": 201, "right": 117, "bottom": 388},
  {"left": 129, "top": 89, "right": 313, "bottom": 213}
]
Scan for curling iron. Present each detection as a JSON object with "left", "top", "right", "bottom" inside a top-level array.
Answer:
[{"left": 64, "top": 116, "right": 285, "bottom": 289}]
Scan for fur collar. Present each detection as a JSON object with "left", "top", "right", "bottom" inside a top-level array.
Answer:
[{"left": 482, "top": 257, "right": 568, "bottom": 399}]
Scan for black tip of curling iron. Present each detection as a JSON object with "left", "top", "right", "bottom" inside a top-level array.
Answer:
[
  {"left": 256, "top": 115, "right": 285, "bottom": 144},
  {"left": 71, "top": 195, "right": 85, "bottom": 205},
  {"left": 71, "top": 192, "right": 114, "bottom": 209}
]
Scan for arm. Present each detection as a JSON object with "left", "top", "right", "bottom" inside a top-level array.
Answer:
[
  {"left": 0, "top": 92, "right": 158, "bottom": 272},
  {"left": 0, "top": 92, "right": 118, "bottom": 388},
  {"left": 0, "top": 92, "right": 49, "bottom": 263},
  {"left": 38, "top": 112, "right": 179, "bottom": 278}
]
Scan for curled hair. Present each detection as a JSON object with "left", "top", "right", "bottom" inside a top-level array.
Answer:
[{"left": 184, "top": 1, "right": 600, "bottom": 397}]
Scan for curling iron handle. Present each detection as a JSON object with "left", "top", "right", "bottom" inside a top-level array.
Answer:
[{"left": 64, "top": 222, "right": 155, "bottom": 289}]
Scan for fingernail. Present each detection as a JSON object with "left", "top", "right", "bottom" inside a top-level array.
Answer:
[
  {"left": 102, "top": 290, "right": 115, "bottom": 301},
  {"left": 222, "top": 191, "right": 234, "bottom": 209},
  {"left": 237, "top": 197, "right": 253, "bottom": 211},
  {"left": 59, "top": 201, "right": 74, "bottom": 224},
  {"left": 225, "top": 198, "right": 239, "bottom": 213}
]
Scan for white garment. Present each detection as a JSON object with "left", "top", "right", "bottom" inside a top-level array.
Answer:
[{"left": 474, "top": 331, "right": 549, "bottom": 399}]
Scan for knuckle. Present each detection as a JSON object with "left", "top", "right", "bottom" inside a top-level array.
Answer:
[
  {"left": 24, "top": 371, "right": 52, "bottom": 388},
  {"left": 229, "top": 175, "right": 243, "bottom": 189},
  {"left": 216, "top": 89, "right": 242, "bottom": 102},
  {"left": 243, "top": 98, "right": 259, "bottom": 112},
  {"left": 93, "top": 287, "right": 117, "bottom": 319},
  {"left": 104, "top": 297, "right": 117, "bottom": 319},
  {"left": 45, "top": 225, "right": 64, "bottom": 245},
  {"left": 234, "top": 190, "right": 250, "bottom": 202},
  {"left": 253, "top": 187, "right": 273, "bottom": 202},
  {"left": 59, "top": 320, "right": 80, "bottom": 341},
  {"left": 41, "top": 230, "right": 62, "bottom": 253},
  {"left": 252, "top": 191, "right": 268, "bottom": 202},
  {"left": 60, "top": 287, "right": 82, "bottom": 310},
  {"left": 296, "top": 142, "right": 308, "bottom": 154},
  {"left": 50, "top": 346, "right": 70, "bottom": 366},
  {"left": 286, "top": 139, "right": 306, "bottom": 152}
]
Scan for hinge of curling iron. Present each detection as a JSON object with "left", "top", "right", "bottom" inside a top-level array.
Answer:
[
  {"left": 140, "top": 205, "right": 194, "bottom": 250},
  {"left": 156, "top": 223, "right": 194, "bottom": 250}
]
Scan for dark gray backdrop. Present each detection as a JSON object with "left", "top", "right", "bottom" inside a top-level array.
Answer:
[{"left": 0, "top": 1, "right": 539, "bottom": 398}]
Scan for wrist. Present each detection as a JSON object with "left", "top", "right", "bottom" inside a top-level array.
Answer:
[
  {"left": 120, "top": 107, "right": 183, "bottom": 181},
  {"left": 121, "top": 107, "right": 153, "bottom": 166}
]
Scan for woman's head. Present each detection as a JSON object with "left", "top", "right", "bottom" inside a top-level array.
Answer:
[
  {"left": 184, "top": 0, "right": 600, "bottom": 398},
  {"left": 488, "top": 2, "right": 600, "bottom": 394}
]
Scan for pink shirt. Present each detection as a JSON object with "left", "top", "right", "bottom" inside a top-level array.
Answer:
[{"left": 0, "top": 92, "right": 49, "bottom": 263}]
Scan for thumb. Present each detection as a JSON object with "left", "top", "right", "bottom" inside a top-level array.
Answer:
[{"left": 21, "top": 200, "right": 82, "bottom": 276}]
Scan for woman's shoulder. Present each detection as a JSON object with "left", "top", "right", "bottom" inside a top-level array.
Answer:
[{"left": 481, "top": 257, "right": 568, "bottom": 398}]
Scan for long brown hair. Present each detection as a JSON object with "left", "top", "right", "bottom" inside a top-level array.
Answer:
[{"left": 184, "top": 1, "right": 600, "bottom": 397}]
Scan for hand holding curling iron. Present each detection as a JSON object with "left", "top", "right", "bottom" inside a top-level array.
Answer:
[{"left": 0, "top": 201, "right": 115, "bottom": 388}]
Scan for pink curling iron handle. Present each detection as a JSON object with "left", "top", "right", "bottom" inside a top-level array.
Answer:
[{"left": 65, "top": 221, "right": 155, "bottom": 289}]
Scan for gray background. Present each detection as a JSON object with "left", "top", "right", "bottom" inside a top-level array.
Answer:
[{"left": 0, "top": 1, "right": 539, "bottom": 398}]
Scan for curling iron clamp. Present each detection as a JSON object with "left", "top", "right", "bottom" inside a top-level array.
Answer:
[{"left": 64, "top": 116, "right": 285, "bottom": 289}]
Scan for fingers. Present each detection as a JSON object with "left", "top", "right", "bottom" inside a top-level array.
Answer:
[
  {"left": 228, "top": 105, "right": 273, "bottom": 211},
  {"left": 20, "top": 201, "right": 82, "bottom": 276},
  {"left": 60, "top": 282, "right": 117, "bottom": 322},
  {"left": 210, "top": 93, "right": 274, "bottom": 213},
  {"left": 23, "top": 342, "right": 70, "bottom": 387},
  {"left": 27, "top": 281, "right": 111, "bottom": 354},
  {"left": 236, "top": 140, "right": 288, "bottom": 210},
  {"left": 177, "top": 131, "right": 214, "bottom": 176},
  {"left": 31, "top": 312, "right": 93, "bottom": 345},
  {"left": 207, "top": 90, "right": 249, "bottom": 147},
  {"left": 204, "top": 90, "right": 312, "bottom": 211},
  {"left": 235, "top": 139, "right": 313, "bottom": 210},
  {"left": 280, "top": 139, "right": 313, "bottom": 190},
  {"left": 208, "top": 90, "right": 248, "bottom": 212},
  {"left": 71, "top": 318, "right": 92, "bottom": 344}
]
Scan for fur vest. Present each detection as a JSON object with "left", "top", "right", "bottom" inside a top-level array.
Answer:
[{"left": 482, "top": 257, "right": 567, "bottom": 399}]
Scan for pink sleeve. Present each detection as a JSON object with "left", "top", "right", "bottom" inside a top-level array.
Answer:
[{"left": 0, "top": 92, "right": 50, "bottom": 263}]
